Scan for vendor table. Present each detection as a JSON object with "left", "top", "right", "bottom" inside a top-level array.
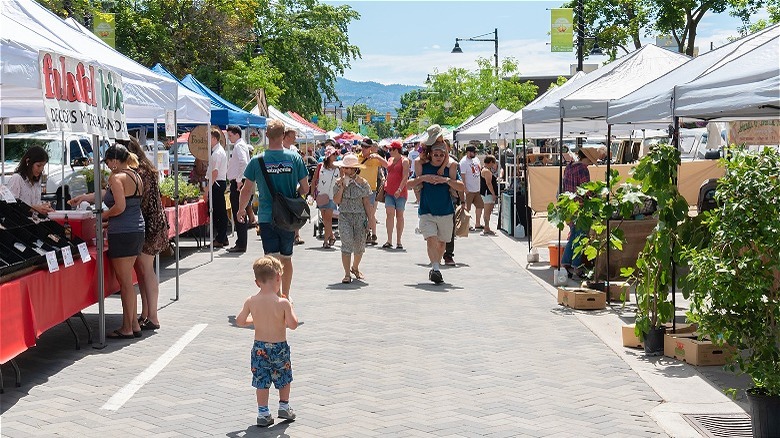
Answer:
[
  {"left": 0, "top": 247, "right": 125, "bottom": 364},
  {"left": 165, "top": 200, "right": 208, "bottom": 239}
]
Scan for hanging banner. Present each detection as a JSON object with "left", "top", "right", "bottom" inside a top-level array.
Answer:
[
  {"left": 93, "top": 12, "right": 116, "bottom": 48},
  {"left": 551, "top": 9, "right": 574, "bottom": 53},
  {"left": 39, "top": 51, "right": 128, "bottom": 140},
  {"left": 728, "top": 120, "right": 780, "bottom": 145}
]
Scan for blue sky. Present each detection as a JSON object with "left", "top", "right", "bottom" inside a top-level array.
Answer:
[{"left": 326, "top": 0, "right": 767, "bottom": 86}]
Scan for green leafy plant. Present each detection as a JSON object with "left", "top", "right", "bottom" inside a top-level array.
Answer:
[
  {"left": 159, "top": 175, "right": 200, "bottom": 204},
  {"left": 548, "top": 168, "right": 646, "bottom": 282},
  {"left": 681, "top": 146, "right": 780, "bottom": 396},
  {"left": 620, "top": 143, "right": 690, "bottom": 338},
  {"left": 78, "top": 167, "right": 110, "bottom": 190}
]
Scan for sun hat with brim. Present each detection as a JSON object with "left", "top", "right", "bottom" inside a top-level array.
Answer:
[
  {"left": 389, "top": 140, "right": 403, "bottom": 150},
  {"left": 324, "top": 146, "right": 338, "bottom": 158},
  {"left": 334, "top": 152, "right": 366, "bottom": 169},
  {"left": 425, "top": 124, "right": 443, "bottom": 146},
  {"left": 580, "top": 145, "right": 607, "bottom": 164},
  {"left": 430, "top": 143, "right": 447, "bottom": 152}
]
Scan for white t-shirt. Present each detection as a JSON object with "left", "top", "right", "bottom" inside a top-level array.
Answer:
[
  {"left": 459, "top": 155, "right": 482, "bottom": 193},
  {"left": 208, "top": 144, "right": 228, "bottom": 182}
]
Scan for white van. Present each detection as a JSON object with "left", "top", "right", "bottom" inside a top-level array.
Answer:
[{"left": 2, "top": 131, "right": 94, "bottom": 198}]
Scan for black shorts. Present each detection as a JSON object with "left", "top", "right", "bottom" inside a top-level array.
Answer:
[{"left": 107, "top": 232, "right": 145, "bottom": 258}]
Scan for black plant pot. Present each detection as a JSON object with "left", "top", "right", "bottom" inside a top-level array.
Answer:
[
  {"left": 643, "top": 326, "right": 666, "bottom": 356},
  {"left": 747, "top": 388, "right": 780, "bottom": 438}
]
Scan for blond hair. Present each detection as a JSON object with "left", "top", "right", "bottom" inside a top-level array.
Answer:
[
  {"left": 253, "top": 256, "right": 283, "bottom": 282},
  {"left": 266, "top": 119, "right": 285, "bottom": 140}
]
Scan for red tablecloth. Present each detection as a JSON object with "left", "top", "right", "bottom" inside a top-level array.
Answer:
[
  {"left": 165, "top": 200, "right": 208, "bottom": 239},
  {"left": 0, "top": 248, "right": 125, "bottom": 364}
]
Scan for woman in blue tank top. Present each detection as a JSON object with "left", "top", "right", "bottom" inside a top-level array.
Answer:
[{"left": 70, "top": 144, "right": 145, "bottom": 339}]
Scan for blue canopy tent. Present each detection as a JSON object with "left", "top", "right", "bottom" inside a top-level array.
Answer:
[
  {"left": 151, "top": 63, "right": 230, "bottom": 127},
  {"left": 180, "top": 74, "right": 266, "bottom": 128}
]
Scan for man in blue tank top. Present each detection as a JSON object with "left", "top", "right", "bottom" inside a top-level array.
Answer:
[{"left": 408, "top": 124, "right": 465, "bottom": 284}]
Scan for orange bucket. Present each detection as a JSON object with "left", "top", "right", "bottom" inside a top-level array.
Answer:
[{"left": 548, "top": 241, "right": 564, "bottom": 268}]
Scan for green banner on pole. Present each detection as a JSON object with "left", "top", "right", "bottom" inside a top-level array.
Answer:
[
  {"left": 93, "top": 12, "right": 116, "bottom": 48},
  {"left": 551, "top": 8, "right": 573, "bottom": 53}
]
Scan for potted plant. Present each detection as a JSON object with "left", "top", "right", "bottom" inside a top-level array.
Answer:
[
  {"left": 680, "top": 147, "right": 780, "bottom": 437},
  {"left": 621, "top": 143, "right": 690, "bottom": 356},
  {"left": 548, "top": 168, "right": 647, "bottom": 290},
  {"left": 78, "top": 168, "right": 110, "bottom": 193}
]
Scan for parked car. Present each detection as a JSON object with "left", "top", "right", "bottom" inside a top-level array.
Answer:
[
  {"left": 2, "top": 131, "right": 94, "bottom": 199},
  {"left": 169, "top": 141, "right": 196, "bottom": 179}
]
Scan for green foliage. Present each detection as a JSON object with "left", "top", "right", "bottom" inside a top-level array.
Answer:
[
  {"left": 160, "top": 175, "right": 199, "bottom": 204},
  {"left": 625, "top": 143, "right": 690, "bottom": 336},
  {"left": 562, "top": 0, "right": 649, "bottom": 57},
  {"left": 220, "top": 56, "right": 284, "bottom": 109},
  {"left": 39, "top": 0, "right": 360, "bottom": 116},
  {"left": 398, "top": 58, "right": 537, "bottom": 133},
  {"left": 547, "top": 168, "right": 647, "bottom": 281},
  {"left": 78, "top": 168, "right": 110, "bottom": 188},
  {"left": 681, "top": 147, "right": 780, "bottom": 396}
]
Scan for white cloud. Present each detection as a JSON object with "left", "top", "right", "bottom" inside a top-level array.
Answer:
[{"left": 432, "top": 44, "right": 440, "bottom": 49}]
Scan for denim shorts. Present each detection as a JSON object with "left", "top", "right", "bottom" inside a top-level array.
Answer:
[
  {"left": 251, "top": 340, "right": 293, "bottom": 390},
  {"left": 368, "top": 191, "right": 377, "bottom": 205},
  {"left": 317, "top": 200, "right": 337, "bottom": 210},
  {"left": 481, "top": 194, "right": 496, "bottom": 204},
  {"left": 259, "top": 222, "right": 295, "bottom": 258},
  {"left": 384, "top": 194, "right": 407, "bottom": 211}
]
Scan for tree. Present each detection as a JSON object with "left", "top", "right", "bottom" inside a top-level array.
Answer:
[
  {"left": 256, "top": 0, "right": 361, "bottom": 114},
  {"left": 412, "top": 58, "right": 537, "bottom": 130},
  {"left": 562, "top": 0, "right": 650, "bottom": 58},
  {"left": 220, "top": 56, "right": 285, "bottom": 110},
  {"left": 38, "top": 0, "right": 360, "bottom": 116},
  {"left": 565, "top": 0, "right": 771, "bottom": 57}
]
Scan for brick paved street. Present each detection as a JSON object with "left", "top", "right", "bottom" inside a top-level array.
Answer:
[{"left": 0, "top": 202, "right": 743, "bottom": 437}]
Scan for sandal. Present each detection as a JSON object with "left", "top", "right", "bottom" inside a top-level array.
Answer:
[
  {"left": 481, "top": 230, "right": 496, "bottom": 236},
  {"left": 327, "top": 235, "right": 337, "bottom": 245},
  {"left": 139, "top": 319, "right": 160, "bottom": 331},
  {"left": 341, "top": 275, "right": 352, "bottom": 284},
  {"left": 396, "top": 244, "right": 404, "bottom": 250},
  {"left": 323, "top": 241, "right": 332, "bottom": 249},
  {"left": 350, "top": 267, "right": 365, "bottom": 280},
  {"left": 381, "top": 242, "right": 393, "bottom": 249},
  {"left": 107, "top": 329, "right": 135, "bottom": 340}
]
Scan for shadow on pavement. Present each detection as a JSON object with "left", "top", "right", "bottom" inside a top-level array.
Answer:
[
  {"left": 0, "top": 311, "right": 147, "bottom": 414},
  {"left": 405, "top": 283, "right": 464, "bottom": 292},
  {"left": 226, "top": 420, "right": 291, "bottom": 437}
]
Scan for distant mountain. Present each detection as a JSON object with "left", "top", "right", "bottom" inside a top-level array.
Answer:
[{"left": 334, "top": 78, "right": 421, "bottom": 116}]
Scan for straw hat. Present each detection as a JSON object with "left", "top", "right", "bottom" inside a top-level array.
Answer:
[
  {"left": 580, "top": 145, "right": 607, "bottom": 164},
  {"left": 334, "top": 152, "right": 366, "bottom": 169},
  {"left": 323, "top": 145, "right": 338, "bottom": 158}
]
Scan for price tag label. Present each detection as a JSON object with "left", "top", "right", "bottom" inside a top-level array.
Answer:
[
  {"left": 0, "top": 185, "right": 17, "bottom": 203},
  {"left": 61, "top": 246, "right": 74, "bottom": 267},
  {"left": 45, "top": 251, "right": 59, "bottom": 273},
  {"left": 77, "top": 242, "right": 91, "bottom": 263}
]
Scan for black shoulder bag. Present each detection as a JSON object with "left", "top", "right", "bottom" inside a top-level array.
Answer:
[{"left": 257, "top": 156, "right": 311, "bottom": 232}]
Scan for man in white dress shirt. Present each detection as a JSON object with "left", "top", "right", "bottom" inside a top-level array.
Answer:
[
  {"left": 207, "top": 128, "right": 229, "bottom": 248},
  {"left": 226, "top": 125, "right": 252, "bottom": 253}
]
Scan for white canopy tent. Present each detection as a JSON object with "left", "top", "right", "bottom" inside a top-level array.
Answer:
[
  {"left": 673, "top": 27, "right": 779, "bottom": 121},
  {"left": 63, "top": 18, "right": 210, "bottom": 125},
  {"left": 608, "top": 24, "right": 779, "bottom": 125},
  {"left": 456, "top": 109, "right": 514, "bottom": 142},
  {"left": 1, "top": 0, "right": 178, "bottom": 124}
]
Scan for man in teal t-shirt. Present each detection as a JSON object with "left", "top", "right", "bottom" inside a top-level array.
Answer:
[{"left": 238, "top": 120, "right": 309, "bottom": 299}]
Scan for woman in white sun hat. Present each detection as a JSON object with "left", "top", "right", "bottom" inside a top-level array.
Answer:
[{"left": 333, "top": 153, "right": 372, "bottom": 284}]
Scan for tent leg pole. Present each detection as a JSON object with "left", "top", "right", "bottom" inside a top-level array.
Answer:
[
  {"left": 523, "top": 125, "right": 529, "bottom": 250},
  {"left": 606, "top": 124, "right": 612, "bottom": 305},
  {"left": 671, "top": 116, "right": 680, "bottom": 332},
  {"left": 93, "top": 133, "right": 106, "bottom": 349}
]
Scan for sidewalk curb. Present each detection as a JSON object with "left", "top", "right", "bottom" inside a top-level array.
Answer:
[{"left": 491, "top": 232, "right": 745, "bottom": 438}]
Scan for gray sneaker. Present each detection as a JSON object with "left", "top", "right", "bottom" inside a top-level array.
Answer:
[
  {"left": 256, "top": 414, "right": 274, "bottom": 427},
  {"left": 278, "top": 406, "right": 296, "bottom": 420}
]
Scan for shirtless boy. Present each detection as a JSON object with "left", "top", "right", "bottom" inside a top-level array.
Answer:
[{"left": 236, "top": 256, "right": 300, "bottom": 427}]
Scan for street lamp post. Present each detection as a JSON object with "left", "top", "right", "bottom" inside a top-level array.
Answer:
[
  {"left": 451, "top": 28, "right": 499, "bottom": 78},
  {"left": 350, "top": 96, "right": 369, "bottom": 123},
  {"left": 575, "top": 0, "right": 604, "bottom": 72}
]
